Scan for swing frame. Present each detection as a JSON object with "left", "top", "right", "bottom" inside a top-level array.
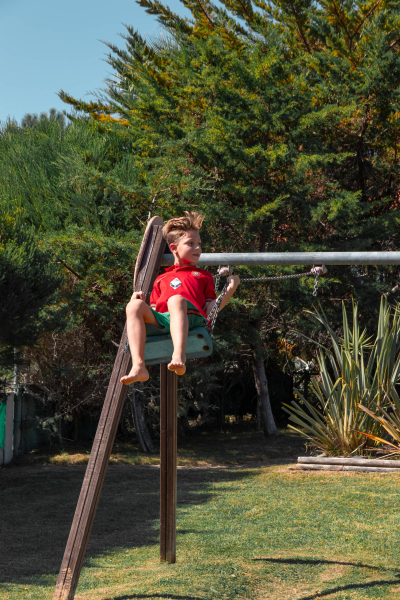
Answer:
[{"left": 53, "top": 214, "right": 400, "bottom": 600}]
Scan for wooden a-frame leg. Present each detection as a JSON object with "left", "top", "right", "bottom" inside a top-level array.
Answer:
[
  {"left": 53, "top": 326, "right": 131, "bottom": 600},
  {"left": 160, "top": 363, "right": 178, "bottom": 564}
]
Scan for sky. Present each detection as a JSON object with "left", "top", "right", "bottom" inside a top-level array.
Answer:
[{"left": 0, "top": 0, "right": 191, "bottom": 124}]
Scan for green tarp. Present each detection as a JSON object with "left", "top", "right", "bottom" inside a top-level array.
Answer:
[{"left": 0, "top": 401, "right": 6, "bottom": 448}]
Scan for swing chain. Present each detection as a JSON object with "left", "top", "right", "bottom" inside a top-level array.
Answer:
[
  {"left": 241, "top": 271, "right": 314, "bottom": 283},
  {"left": 214, "top": 268, "right": 221, "bottom": 293},
  {"left": 313, "top": 267, "right": 320, "bottom": 297},
  {"left": 206, "top": 281, "right": 230, "bottom": 334}
]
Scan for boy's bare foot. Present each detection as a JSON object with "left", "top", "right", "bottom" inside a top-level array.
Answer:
[
  {"left": 120, "top": 364, "right": 149, "bottom": 385},
  {"left": 168, "top": 355, "right": 186, "bottom": 376}
]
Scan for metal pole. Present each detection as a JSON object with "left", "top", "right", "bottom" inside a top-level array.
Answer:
[{"left": 161, "top": 252, "right": 400, "bottom": 267}]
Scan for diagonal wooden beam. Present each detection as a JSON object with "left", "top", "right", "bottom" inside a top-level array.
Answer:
[{"left": 53, "top": 332, "right": 131, "bottom": 599}]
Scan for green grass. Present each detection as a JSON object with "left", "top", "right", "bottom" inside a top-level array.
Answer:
[{"left": 2, "top": 430, "right": 400, "bottom": 600}]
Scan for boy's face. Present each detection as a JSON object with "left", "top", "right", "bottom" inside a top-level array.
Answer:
[{"left": 171, "top": 230, "right": 202, "bottom": 265}]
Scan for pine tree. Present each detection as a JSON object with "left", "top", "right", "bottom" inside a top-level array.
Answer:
[
  {"left": 57, "top": 0, "right": 400, "bottom": 434},
  {"left": 0, "top": 221, "right": 61, "bottom": 364},
  {"left": 0, "top": 114, "right": 145, "bottom": 430}
]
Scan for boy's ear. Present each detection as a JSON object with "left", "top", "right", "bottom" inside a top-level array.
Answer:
[{"left": 170, "top": 243, "right": 177, "bottom": 253}]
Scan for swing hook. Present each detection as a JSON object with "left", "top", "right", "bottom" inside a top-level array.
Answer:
[
  {"left": 218, "top": 265, "right": 232, "bottom": 277},
  {"left": 215, "top": 265, "right": 232, "bottom": 291},
  {"left": 311, "top": 265, "right": 327, "bottom": 296}
]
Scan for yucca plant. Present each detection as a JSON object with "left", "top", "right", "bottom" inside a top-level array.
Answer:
[
  {"left": 284, "top": 298, "right": 400, "bottom": 456},
  {"left": 357, "top": 303, "right": 400, "bottom": 453}
]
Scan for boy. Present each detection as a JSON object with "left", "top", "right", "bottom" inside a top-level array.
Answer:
[{"left": 121, "top": 212, "right": 240, "bottom": 385}]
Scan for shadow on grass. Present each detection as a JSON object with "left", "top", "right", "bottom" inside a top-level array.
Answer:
[
  {"left": 253, "top": 557, "right": 398, "bottom": 572},
  {"left": 0, "top": 463, "right": 253, "bottom": 585},
  {"left": 107, "top": 595, "right": 205, "bottom": 600},
  {"left": 298, "top": 578, "right": 400, "bottom": 599},
  {"left": 175, "top": 428, "right": 306, "bottom": 466}
]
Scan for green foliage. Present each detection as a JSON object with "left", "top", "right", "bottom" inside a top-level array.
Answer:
[
  {"left": 285, "top": 297, "right": 400, "bottom": 455},
  {"left": 0, "top": 110, "right": 147, "bottom": 329},
  {"left": 357, "top": 306, "right": 400, "bottom": 452},
  {"left": 0, "top": 112, "right": 143, "bottom": 235},
  {"left": 21, "top": 108, "right": 66, "bottom": 130},
  {"left": 0, "top": 112, "right": 146, "bottom": 407},
  {"left": 0, "top": 219, "right": 62, "bottom": 359}
]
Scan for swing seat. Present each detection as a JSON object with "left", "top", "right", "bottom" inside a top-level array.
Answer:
[{"left": 144, "top": 327, "right": 213, "bottom": 365}]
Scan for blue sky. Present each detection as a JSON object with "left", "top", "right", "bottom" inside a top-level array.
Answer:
[{"left": 0, "top": 0, "right": 190, "bottom": 124}]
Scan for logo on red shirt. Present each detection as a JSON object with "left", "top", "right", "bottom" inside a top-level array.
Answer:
[
  {"left": 170, "top": 277, "right": 182, "bottom": 290},
  {"left": 192, "top": 271, "right": 201, "bottom": 278}
]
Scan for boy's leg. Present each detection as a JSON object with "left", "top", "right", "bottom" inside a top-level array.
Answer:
[
  {"left": 121, "top": 299, "right": 162, "bottom": 385},
  {"left": 167, "top": 295, "right": 189, "bottom": 376}
]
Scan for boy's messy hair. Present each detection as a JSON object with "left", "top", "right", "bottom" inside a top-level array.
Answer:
[{"left": 162, "top": 211, "right": 204, "bottom": 246}]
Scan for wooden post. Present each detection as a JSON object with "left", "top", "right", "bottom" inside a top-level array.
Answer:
[
  {"left": 159, "top": 363, "right": 178, "bottom": 563},
  {"left": 53, "top": 218, "right": 166, "bottom": 600}
]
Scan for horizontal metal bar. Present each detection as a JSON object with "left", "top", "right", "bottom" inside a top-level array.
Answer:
[{"left": 161, "top": 252, "right": 400, "bottom": 266}]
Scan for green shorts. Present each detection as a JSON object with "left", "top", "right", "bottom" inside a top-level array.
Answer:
[{"left": 145, "top": 301, "right": 206, "bottom": 336}]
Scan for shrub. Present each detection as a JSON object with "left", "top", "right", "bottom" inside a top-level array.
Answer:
[{"left": 284, "top": 298, "right": 400, "bottom": 456}]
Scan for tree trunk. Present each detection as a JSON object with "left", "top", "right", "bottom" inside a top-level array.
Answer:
[
  {"left": 252, "top": 355, "right": 279, "bottom": 437},
  {"left": 256, "top": 397, "right": 263, "bottom": 431},
  {"left": 128, "top": 387, "right": 157, "bottom": 453}
]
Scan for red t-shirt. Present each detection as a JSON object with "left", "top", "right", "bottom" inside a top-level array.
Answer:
[{"left": 150, "top": 265, "right": 217, "bottom": 318}]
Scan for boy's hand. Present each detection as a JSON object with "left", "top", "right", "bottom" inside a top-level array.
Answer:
[
  {"left": 227, "top": 275, "right": 240, "bottom": 289},
  {"left": 131, "top": 291, "right": 146, "bottom": 301}
]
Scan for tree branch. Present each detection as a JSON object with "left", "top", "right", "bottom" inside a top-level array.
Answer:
[
  {"left": 57, "top": 258, "right": 83, "bottom": 280},
  {"left": 288, "top": 0, "right": 312, "bottom": 53}
]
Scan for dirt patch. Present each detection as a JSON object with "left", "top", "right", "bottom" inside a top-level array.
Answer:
[
  {"left": 257, "top": 580, "right": 315, "bottom": 600},
  {"left": 391, "top": 586, "right": 400, "bottom": 594},
  {"left": 319, "top": 563, "right": 348, "bottom": 583}
]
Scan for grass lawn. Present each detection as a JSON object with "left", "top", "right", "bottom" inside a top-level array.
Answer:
[{"left": 1, "top": 430, "right": 400, "bottom": 600}]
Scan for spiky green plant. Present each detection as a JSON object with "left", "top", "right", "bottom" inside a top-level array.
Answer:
[
  {"left": 284, "top": 298, "right": 400, "bottom": 456},
  {"left": 357, "top": 354, "right": 400, "bottom": 455}
]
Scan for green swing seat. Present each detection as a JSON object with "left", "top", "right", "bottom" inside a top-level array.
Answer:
[{"left": 144, "top": 327, "right": 213, "bottom": 365}]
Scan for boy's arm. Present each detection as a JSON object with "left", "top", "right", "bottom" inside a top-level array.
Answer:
[
  {"left": 149, "top": 278, "right": 160, "bottom": 309},
  {"left": 205, "top": 275, "right": 240, "bottom": 317}
]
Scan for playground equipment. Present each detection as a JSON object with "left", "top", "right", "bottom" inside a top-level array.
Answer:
[{"left": 53, "top": 216, "right": 400, "bottom": 600}]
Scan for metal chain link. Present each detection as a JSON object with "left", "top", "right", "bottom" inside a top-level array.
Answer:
[
  {"left": 240, "top": 271, "right": 314, "bottom": 283},
  {"left": 214, "top": 268, "right": 221, "bottom": 293},
  {"left": 313, "top": 272, "right": 320, "bottom": 297},
  {"left": 213, "top": 266, "right": 318, "bottom": 283},
  {"left": 206, "top": 282, "right": 230, "bottom": 334}
]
